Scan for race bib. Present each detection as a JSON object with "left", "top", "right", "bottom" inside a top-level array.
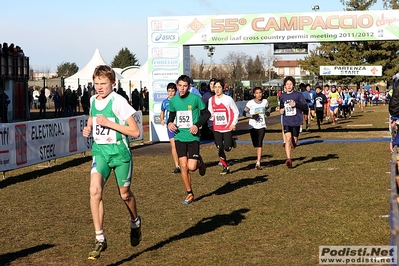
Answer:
[
  {"left": 284, "top": 103, "right": 296, "bottom": 116},
  {"left": 176, "top": 110, "right": 193, "bottom": 128},
  {"left": 214, "top": 112, "right": 227, "bottom": 126},
  {"left": 93, "top": 117, "right": 117, "bottom": 144}
]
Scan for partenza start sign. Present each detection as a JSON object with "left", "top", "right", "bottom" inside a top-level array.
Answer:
[{"left": 319, "top": 65, "right": 383, "bottom": 76}]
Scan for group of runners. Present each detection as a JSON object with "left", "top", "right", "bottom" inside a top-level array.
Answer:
[
  {"left": 160, "top": 75, "right": 310, "bottom": 199},
  {"left": 81, "top": 67, "right": 373, "bottom": 260}
]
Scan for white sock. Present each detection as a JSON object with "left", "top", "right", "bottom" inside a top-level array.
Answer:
[
  {"left": 131, "top": 216, "right": 141, "bottom": 228},
  {"left": 95, "top": 230, "right": 105, "bottom": 242}
]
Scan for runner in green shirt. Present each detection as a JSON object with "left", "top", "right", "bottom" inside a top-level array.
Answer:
[{"left": 167, "top": 75, "right": 211, "bottom": 204}]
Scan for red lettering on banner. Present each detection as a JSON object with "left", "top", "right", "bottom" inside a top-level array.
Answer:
[
  {"left": 69, "top": 119, "right": 77, "bottom": 152},
  {"left": 15, "top": 124, "right": 27, "bottom": 166}
]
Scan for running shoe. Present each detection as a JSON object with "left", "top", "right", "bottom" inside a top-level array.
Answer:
[
  {"left": 198, "top": 155, "right": 206, "bottom": 176},
  {"left": 255, "top": 163, "right": 262, "bottom": 170},
  {"left": 130, "top": 216, "right": 142, "bottom": 247},
  {"left": 172, "top": 166, "right": 181, "bottom": 174},
  {"left": 220, "top": 167, "right": 230, "bottom": 175},
  {"left": 305, "top": 125, "right": 309, "bottom": 131},
  {"left": 183, "top": 193, "right": 194, "bottom": 205},
  {"left": 232, "top": 138, "right": 237, "bottom": 148},
  {"left": 285, "top": 159, "right": 293, "bottom": 168},
  {"left": 291, "top": 141, "right": 296, "bottom": 149},
  {"left": 88, "top": 239, "right": 107, "bottom": 260}
]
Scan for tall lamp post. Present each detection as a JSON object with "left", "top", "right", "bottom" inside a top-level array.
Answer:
[
  {"left": 42, "top": 76, "right": 46, "bottom": 88},
  {"left": 204, "top": 46, "right": 215, "bottom": 79}
]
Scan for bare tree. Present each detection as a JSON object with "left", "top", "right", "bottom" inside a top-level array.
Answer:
[{"left": 222, "top": 51, "right": 248, "bottom": 85}]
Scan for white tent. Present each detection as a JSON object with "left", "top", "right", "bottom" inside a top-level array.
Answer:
[
  {"left": 64, "top": 48, "right": 124, "bottom": 90},
  {"left": 120, "top": 61, "right": 149, "bottom": 99}
]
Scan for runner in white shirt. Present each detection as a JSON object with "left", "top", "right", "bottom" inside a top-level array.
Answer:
[{"left": 243, "top": 87, "right": 271, "bottom": 170}]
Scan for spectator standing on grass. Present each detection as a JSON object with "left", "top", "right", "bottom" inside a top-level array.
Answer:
[
  {"left": 243, "top": 86, "right": 271, "bottom": 170},
  {"left": 81, "top": 90, "right": 90, "bottom": 115},
  {"left": 33, "top": 88, "right": 39, "bottom": 109},
  {"left": 131, "top": 88, "right": 140, "bottom": 111},
  {"left": 208, "top": 79, "right": 239, "bottom": 175},
  {"left": 64, "top": 88, "right": 72, "bottom": 117},
  {"left": 140, "top": 87, "right": 147, "bottom": 113},
  {"left": 314, "top": 86, "right": 328, "bottom": 131},
  {"left": 161, "top": 82, "right": 180, "bottom": 174},
  {"left": 279, "top": 76, "right": 308, "bottom": 168},
  {"left": 117, "top": 87, "right": 129, "bottom": 102},
  {"left": 167, "top": 74, "right": 211, "bottom": 205},
  {"left": 70, "top": 90, "right": 78, "bottom": 115},
  {"left": 45, "top": 87, "right": 51, "bottom": 110},
  {"left": 82, "top": 65, "right": 142, "bottom": 260},
  {"left": 38, "top": 89, "right": 47, "bottom": 118},
  {"left": 53, "top": 91, "right": 61, "bottom": 117}
]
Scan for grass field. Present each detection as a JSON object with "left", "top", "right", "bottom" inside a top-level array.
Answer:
[{"left": 0, "top": 104, "right": 393, "bottom": 265}]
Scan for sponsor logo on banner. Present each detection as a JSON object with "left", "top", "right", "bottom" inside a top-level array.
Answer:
[
  {"left": 153, "top": 115, "right": 162, "bottom": 124},
  {"left": 152, "top": 81, "right": 171, "bottom": 92},
  {"left": 30, "top": 122, "right": 65, "bottom": 140},
  {"left": 152, "top": 47, "right": 179, "bottom": 58},
  {"left": 186, "top": 18, "right": 206, "bottom": 33},
  {"left": 152, "top": 59, "right": 180, "bottom": 69},
  {"left": 153, "top": 93, "right": 169, "bottom": 102},
  {"left": 152, "top": 70, "right": 180, "bottom": 80},
  {"left": 151, "top": 20, "right": 179, "bottom": 31},
  {"left": 151, "top": 32, "right": 179, "bottom": 43}
]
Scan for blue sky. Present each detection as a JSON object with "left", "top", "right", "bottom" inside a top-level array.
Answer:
[{"left": 1, "top": 0, "right": 385, "bottom": 72}]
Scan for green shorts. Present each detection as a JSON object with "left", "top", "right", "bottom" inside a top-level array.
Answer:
[{"left": 91, "top": 142, "right": 133, "bottom": 187}]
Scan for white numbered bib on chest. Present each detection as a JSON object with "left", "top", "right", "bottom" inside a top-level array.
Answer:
[
  {"left": 284, "top": 102, "right": 296, "bottom": 116},
  {"left": 93, "top": 117, "right": 117, "bottom": 144},
  {"left": 214, "top": 112, "right": 227, "bottom": 126},
  {"left": 176, "top": 110, "right": 193, "bottom": 128}
]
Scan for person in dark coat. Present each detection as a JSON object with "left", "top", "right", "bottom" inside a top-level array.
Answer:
[
  {"left": 38, "top": 89, "right": 47, "bottom": 118},
  {"left": 131, "top": 88, "right": 140, "bottom": 110},
  {"left": 81, "top": 90, "right": 90, "bottom": 115},
  {"left": 0, "top": 88, "right": 10, "bottom": 122}
]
